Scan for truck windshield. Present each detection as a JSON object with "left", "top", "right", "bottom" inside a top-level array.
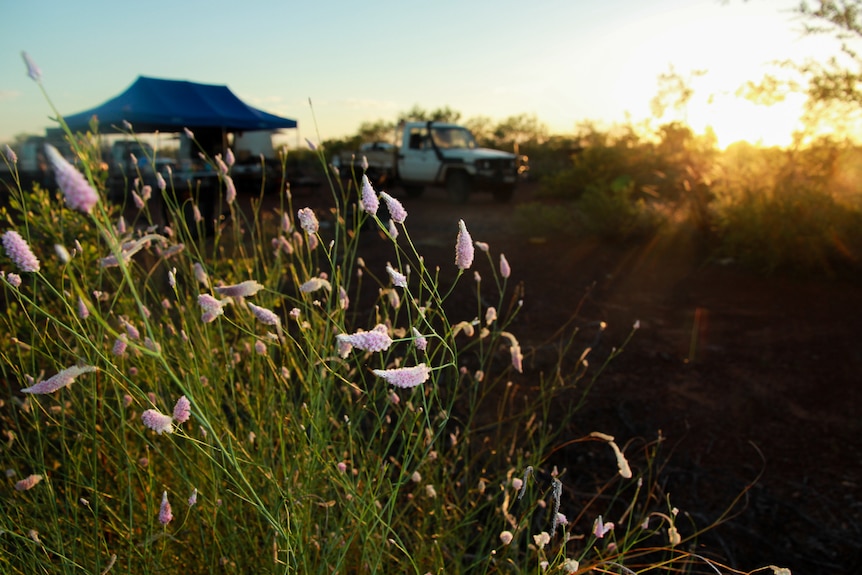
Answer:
[{"left": 430, "top": 127, "right": 477, "bottom": 150}]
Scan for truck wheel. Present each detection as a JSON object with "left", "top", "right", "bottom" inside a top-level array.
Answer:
[
  {"left": 492, "top": 186, "right": 515, "bottom": 203},
  {"left": 404, "top": 185, "right": 424, "bottom": 198},
  {"left": 446, "top": 172, "right": 471, "bottom": 204}
]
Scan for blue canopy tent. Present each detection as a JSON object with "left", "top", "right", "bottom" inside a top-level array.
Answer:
[
  {"left": 57, "top": 77, "right": 298, "bottom": 219},
  {"left": 61, "top": 76, "right": 297, "bottom": 133}
]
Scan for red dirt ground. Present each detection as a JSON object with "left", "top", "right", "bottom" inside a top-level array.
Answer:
[{"left": 304, "top": 182, "right": 861, "bottom": 574}]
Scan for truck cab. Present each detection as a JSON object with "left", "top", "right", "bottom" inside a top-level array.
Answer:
[{"left": 397, "top": 122, "right": 518, "bottom": 203}]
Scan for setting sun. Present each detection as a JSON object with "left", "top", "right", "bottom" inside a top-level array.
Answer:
[{"left": 687, "top": 85, "right": 808, "bottom": 149}]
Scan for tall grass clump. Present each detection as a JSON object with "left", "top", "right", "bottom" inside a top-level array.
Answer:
[
  {"left": 713, "top": 139, "right": 862, "bottom": 274},
  {"left": 0, "top": 55, "right": 790, "bottom": 575}
]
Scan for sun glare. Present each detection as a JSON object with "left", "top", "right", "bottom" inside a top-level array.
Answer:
[{"left": 687, "top": 90, "right": 808, "bottom": 149}]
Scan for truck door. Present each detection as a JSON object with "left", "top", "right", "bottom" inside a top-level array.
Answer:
[{"left": 397, "top": 125, "right": 439, "bottom": 184}]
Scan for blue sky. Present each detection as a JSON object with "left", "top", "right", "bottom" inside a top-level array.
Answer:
[{"left": 0, "top": 0, "right": 843, "bottom": 148}]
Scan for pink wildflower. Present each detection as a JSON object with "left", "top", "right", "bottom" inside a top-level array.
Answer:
[
  {"left": 21, "top": 51, "right": 41, "bottom": 82},
  {"left": 338, "top": 285, "right": 349, "bottom": 310},
  {"left": 386, "top": 263, "right": 407, "bottom": 288},
  {"left": 474, "top": 241, "right": 489, "bottom": 252},
  {"left": 216, "top": 154, "right": 228, "bottom": 174},
  {"left": 54, "top": 243, "right": 71, "bottom": 263},
  {"left": 123, "top": 318, "right": 140, "bottom": 340},
  {"left": 336, "top": 324, "right": 392, "bottom": 352},
  {"left": 299, "top": 277, "right": 331, "bottom": 293},
  {"left": 132, "top": 191, "right": 145, "bottom": 210},
  {"left": 44, "top": 144, "right": 99, "bottom": 213},
  {"left": 380, "top": 191, "right": 407, "bottom": 223},
  {"left": 226, "top": 148, "right": 235, "bottom": 167},
  {"left": 297, "top": 207, "right": 318, "bottom": 234},
  {"left": 141, "top": 185, "right": 152, "bottom": 202},
  {"left": 184, "top": 127, "right": 194, "bottom": 140},
  {"left": 161, "top": 244, "right": 184, "bottom": 259},
  {"left": 360, "top": 175, "right": 379, "bottom": 215},
  {"left": 15, "top": 473, "right": 43, "bottom": 491},
  {"left": 173, "top": 395, "right": 191, "bottom": 423},
  {"left": 214, "top": 280, "right": 263, "bottom": 298},
  {"left": 156, "top": 173, "right": 166, "bottom": 191},
  {"left": 224, "top": 175, "right": 236, "bottom": 204},
  {"left": 77, "top": 297, "right": 89, "bottom": 319},
  {"left": 593, "top": 515, "right": 614, "bottom": 539},
  {"left": 336, "top": 336, "right": 353, "bottom": 358},
  {"left": 3, "top": 230, "right": 40, "bottom": 272},
  {"left": 485, "top": 307, "right": 497, "bottom": 325},
  {"left": 5, "top": 144, "right": 18, "bottom": 164},
  {"left": 193, "top": 263, "right": 209, "bottom": 286},
  {"left": 7, "top": 273, "right": 21, "bottom": 287},
  {"left": 247, "top": 302, "right": 280, "bottom": 326},
  {"left": 412, "top": 327, "right": 428, "bottom": 351},
  {"left": 142, "top": 409, "right": 173, "bottom": 434},
  {"left": 500, "top": 253, "right": 511, "bottom": 279},
  {"left": 198, "top": 293, "right": 225, "bottom": 323},
  {"left": 388, "top": 219, "right": 399, "bottom": 238},
  {"left": 254, "top": 340, "right": 267, "bottom": 356},
  {"left": 372, "top": 363, "right": 431, "bottom": 389},
  {"left": 532, "top": 531, "right": 550, "bottom": 549},
  {"left": 21, "top": 365, "right": 96, "bottom": 394},
  {"left": 159, "top": 491, "right": 173, "bottom": 525},
  {"left": 499, "top": 530, "right": 513, "bottom": 545},
  {"left": 112, "top": 335, "right": 128, "bottom": 357},
  {"left": 193, "top": 204, "right": 203, "bottom": 223},
  {"left": 454, "top": 219, "right": 474, "bottom": 270},
  {"left": 188, "top": 488, "right": 198, "bottom": 507}
]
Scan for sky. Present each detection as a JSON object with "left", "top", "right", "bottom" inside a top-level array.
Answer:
[{"left": 0, "top": 0, "right": 850, "bottom": 149}]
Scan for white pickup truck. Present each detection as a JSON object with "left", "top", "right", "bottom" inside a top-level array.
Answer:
[{"left": 336, "top": 121, "right": 520, "bottom": 203}]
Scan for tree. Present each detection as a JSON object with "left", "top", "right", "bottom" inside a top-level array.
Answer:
[
  {"left": 649, "top": 66, "right": 706, "bottom": 122},
  {"left": 796, "top": 1, "right": 862, "bottom": 107},
  {"left": 491, "top": 114, "right": 549, "bottom": 149},
  {"left": 397, "top": 105, "right": 462, "bottom": 124}
]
